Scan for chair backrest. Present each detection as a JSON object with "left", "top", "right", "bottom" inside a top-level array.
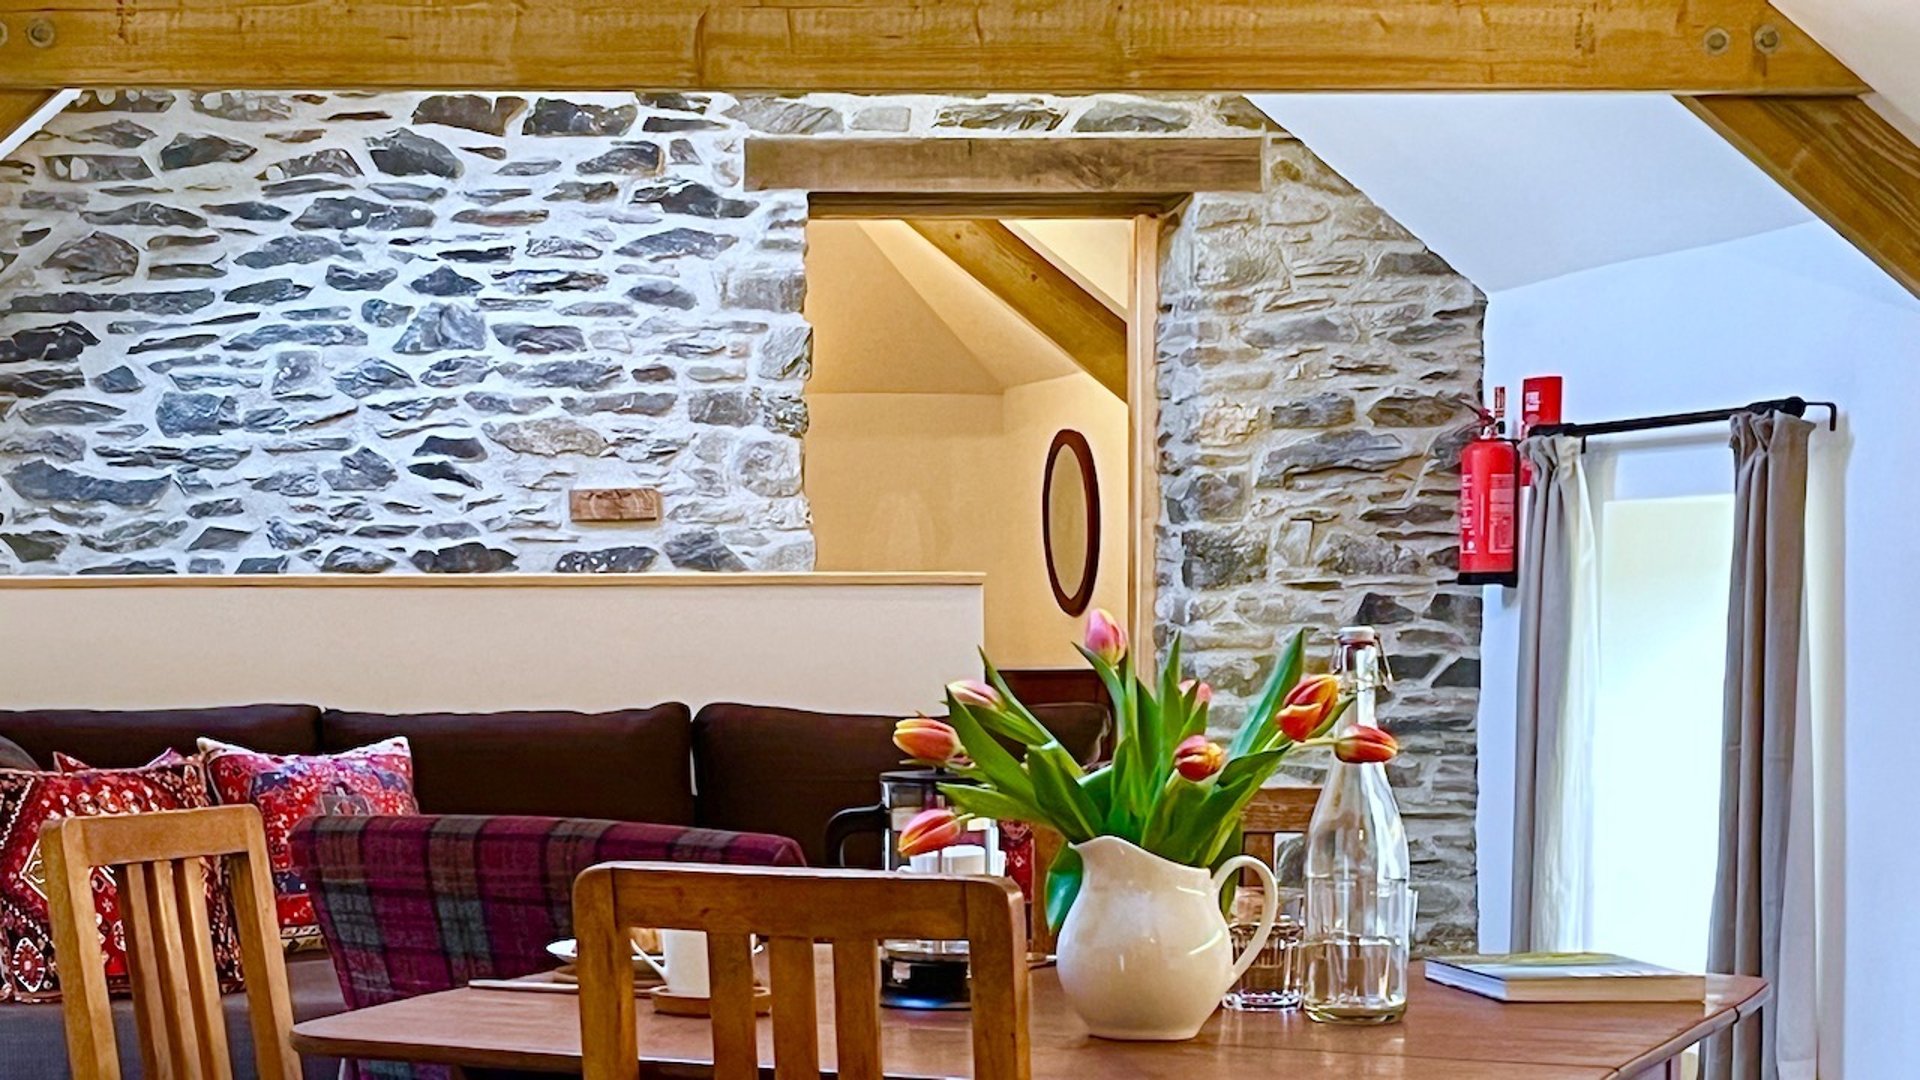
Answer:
[
  {"left": 43, "top": 804, "right": 298, "bottom": 1080},
  {"left": 1029, "top": 785, "right": 1320, "bottom": 952},
  {"left": 573, "top": 863, "right": 1029, "bottom": 1080}
]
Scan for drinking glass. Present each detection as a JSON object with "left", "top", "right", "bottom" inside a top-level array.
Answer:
[{"left": 1223, "top": 888, "right": 1305, "bottom": 1011}]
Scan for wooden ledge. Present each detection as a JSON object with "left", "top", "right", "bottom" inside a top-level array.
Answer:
[{"left": 0, "top": 572, "right": 987, "bottom": 590}]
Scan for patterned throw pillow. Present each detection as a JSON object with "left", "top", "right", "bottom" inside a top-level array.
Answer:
[
  {"left": 0, "top": 757, "right": 242, "bottom": 1002},
  {"left": 199, "top": 736, "right": 417, "bottom": 945},
  {"left": 53, "top": 748, "right": 187, "bottom": 772}
]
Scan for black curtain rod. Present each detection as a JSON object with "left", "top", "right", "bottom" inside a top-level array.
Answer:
[{"left": 1527, "top": 396, "right": 1838, "bottom": 440}]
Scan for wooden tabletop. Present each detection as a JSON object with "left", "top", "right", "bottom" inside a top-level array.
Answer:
[{"left": 293, "top": 960, "right": 1768, "bottom": 1079}]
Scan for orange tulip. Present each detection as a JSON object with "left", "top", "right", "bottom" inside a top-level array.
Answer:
[
  {"left": 1173, "top": 735, "right": 1226, "bottom": 782},
  {"left": 1334, "top": 727, "right": 1400, "bottom": 764},
  {"left": 947, "top": 679, "right": 1002, "bottom": 711},
  {"left": 897, "top": 807, "right": 970, "bottom": 857},
  {"left": 893, "top": 716, "right": 963, "bottom": 765},
  {"left": 1278, "top": 673, "right": 1341, "bottom": 742},
  {"left": 1084, "top": 609, "right": 1127, "bottom": 666}
]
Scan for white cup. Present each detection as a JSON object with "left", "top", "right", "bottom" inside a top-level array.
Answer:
[{"left": 659, "top": 929, "right": 712, "bottom": 997}]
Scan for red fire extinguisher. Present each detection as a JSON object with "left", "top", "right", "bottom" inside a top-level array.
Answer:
[{"left": 1458, "top": 397, "right": 1520, "bottom": 588}]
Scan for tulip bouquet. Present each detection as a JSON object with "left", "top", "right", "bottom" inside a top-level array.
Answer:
[{"left": 893, "top": 609, "right": 1401, "bottom": 930}]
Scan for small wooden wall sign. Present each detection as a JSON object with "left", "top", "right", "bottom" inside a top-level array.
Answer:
[{"left": 569, "top": 487, "right": 663, "bottom": 523}]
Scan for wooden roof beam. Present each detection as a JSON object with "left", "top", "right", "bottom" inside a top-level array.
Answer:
[
  {"left": 0, "top": 0, "right": 1864, "bottom": 93},
  {"left": 0, "top": 90, "right": 66, "bottom": 160},
  {"left": 1684, "top": 96, "right": 1920, "bottom": 300},
  {"left": 747, "top": 136, "right": 1264, "bottom": 221},
  {"left": 908, "top": 220, "right": 1130, "bottom": 401}
]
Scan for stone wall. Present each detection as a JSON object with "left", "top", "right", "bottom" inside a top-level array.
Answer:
[
  {"left": 0, "top": 89, "right": 1483, "bottom": 946},
  {"left": 1156, "top": 147, "right": 1486, "bottom": 950},
  {"left": 0, "top": 89, "right": 813, "bottom": 575}
]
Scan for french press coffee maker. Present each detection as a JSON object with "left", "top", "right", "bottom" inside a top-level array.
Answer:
[{"left": 826, "top": 768, "right": 1004, "bottom": 1010}]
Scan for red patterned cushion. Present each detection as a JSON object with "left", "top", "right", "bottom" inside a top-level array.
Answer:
[
  {"left": 54, "top": 749, "right": 185, "bottom": 772},
  {"left": 0, "top": 758, "right": 241, "bottom": 1002},
  {"left": 200, "top": 736, "right": 417, "bottom": 945}
]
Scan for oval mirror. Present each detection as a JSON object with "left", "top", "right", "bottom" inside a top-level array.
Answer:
[{"left": 1043, "top": 429, "right": 1100, "bottom": 616}]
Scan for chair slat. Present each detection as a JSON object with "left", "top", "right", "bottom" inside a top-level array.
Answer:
[
  {"left": 830, "top": 940, "right": 883, "bottom": 1080},
  {"left": 42, "top": 825, "right": 119, "bottom": 1080},
  {"left": 707, "top": 932, "right": 759, "bottom": 1080},
  {"left": 227, "top": 824, "right": 302, "bottom": 1080},
  {"left": 767, "top": 936, "right": 819, "bottom": 1080},
  {"left": 138, "top": 858, "right": 202, "bottom": 1079},
  {"left": 121, "top": 862, "right": 179, "bottom": 1080},
  {"left": 172, "top": 858, "right": 237, "bottom": 1080}
]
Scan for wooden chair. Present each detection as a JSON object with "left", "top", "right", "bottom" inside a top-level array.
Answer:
[
  {"left": 1030, "top": 785, "right": 1320, "bottom": 952},
  {"left": 573, "top": 863, "right": 1029, "bottom": 1080},
  {"left": 42, "top": 805, "right": 300, "bottom": 1080}
]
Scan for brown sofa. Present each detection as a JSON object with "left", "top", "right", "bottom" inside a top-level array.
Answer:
[{"left": 0, "top": 698, "right": 1106, "bottom": 1079}]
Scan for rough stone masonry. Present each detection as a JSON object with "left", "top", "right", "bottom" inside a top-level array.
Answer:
[{"left": 0, "top": 90, "right": 1484, "bottom": 948}]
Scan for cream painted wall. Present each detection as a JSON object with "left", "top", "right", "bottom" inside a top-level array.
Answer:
[
  {"left": 998, "top": 374, "right": 1131, "bottom": 666},
  {"left": 803, "top": 221, "right": 1004, "bottom": 396},
  {"left": 805, "top": 381, "right": 1124, "bottom": 668},
  {"left": 0, "top": 576, "right": 985, "bottom": 716},
  {"left": 806, "top": 393, "right": 1011, "bottom": 578}
]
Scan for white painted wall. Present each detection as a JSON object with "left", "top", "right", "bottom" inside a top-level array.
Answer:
[
  {"left": 1251, "top": 94, "right": 1811, "bottom": 291},
  {"left": 0, "top": 576, "right": 985, "bottom": 717},
  {"left": 1477, "top": 222, "right": 1920, "bottom": 1078}
]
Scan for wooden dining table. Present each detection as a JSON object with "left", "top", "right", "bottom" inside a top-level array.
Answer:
[{"left": 292, "top": 956, "right": 1767, "bottom": 1079}]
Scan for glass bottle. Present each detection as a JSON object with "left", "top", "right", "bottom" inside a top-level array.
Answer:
[{"left": 1301, "top": 626, "right": 1413, "bottom": 1023}]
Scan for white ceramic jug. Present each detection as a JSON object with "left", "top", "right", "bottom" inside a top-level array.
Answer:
[{"left": 1055, "top": 835, "right": 1279, "bottom": 1040}]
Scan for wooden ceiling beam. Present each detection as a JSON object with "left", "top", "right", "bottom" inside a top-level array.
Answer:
[
  {"left": 0, "top": 0, "right": 1864, "bottom": 93},
  {"left": 1683, "top": 96, "right": 1920, "bottom": 300},
  {"left": 907, "top": 220, "right": 1129, "bottom": 401},
  {"left": 0, "top": 90, "right": 61, "bottom": 158},
  {"left": 747, "top": 137, "right": 1264, "bottom": 205}
]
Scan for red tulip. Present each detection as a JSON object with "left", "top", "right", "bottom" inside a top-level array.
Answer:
[
  {"left": 1278, "top": 673, "right": 1341, "bottom": 742},
  {"left": 1173, "top": 735, "right": 1226, "bottom": 782},
  {"left": 1179, "top": 679, "right": 1214, "bottom": 707},
  {"left": 1334, "top": 727, "right": 1400, "bottom": 764},
  {"left": 1084, "top": 609, "right": 1127, "bottom": 666},
  {"left": 893, "top": 716, "right": 963, "bottom": 765},
  {"left": 897, "top": 807, "right": 970, "bottom": 857},
  {"left": 947, "top": 679, "right": 1002, "bottom": 711}
]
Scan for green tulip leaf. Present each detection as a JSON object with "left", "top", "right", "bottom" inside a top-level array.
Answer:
[
  {"left": 1228, "top": 630, "right": 1307, "bottom": 760},
  {"left": 1045, "top": 844, "right": 1084, "bottom": 935},
  {"left": 1029, "top": 744, "right": 1101, "bottom": 843},
  {"left": 945, "top": 697, "right": 1035, "bottom": 804},
  {"left": 939, "top": 783, "right": 1043, "bottom": 825},
  {"left": 978, "top": 651, "right": 1060, "bottom": 747}
]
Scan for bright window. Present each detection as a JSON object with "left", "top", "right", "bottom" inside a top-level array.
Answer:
[{"left": 1588, "top": 494, "right": 1733, "bottom": 972}]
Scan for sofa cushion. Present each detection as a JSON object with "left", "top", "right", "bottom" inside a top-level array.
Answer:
[
  {"left": 201, "top": 737, "right": 420, "bottom": 947},
  {"left": 0, "top": 757, "right": 238, "bottom": 1002},
  {"left": 0, "top": 704, "right": 321, "bottom": 770},
  {"left": 320, "top": 707, "right": 695, "bottom": 826},
  {"left": 692, "top": 701, "right": 1109, "bottom": 867},
  {"left": 0, "top": 950, "right": 344, "bottom": 1080}
]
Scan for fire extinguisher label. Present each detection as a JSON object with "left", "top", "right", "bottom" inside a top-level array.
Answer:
[
  {"left": 1461, "top": 471, "right": 1482, "bottom": 554},
  {"left": 1489, "top": 472, "right": 1515, "bottom": 555}
]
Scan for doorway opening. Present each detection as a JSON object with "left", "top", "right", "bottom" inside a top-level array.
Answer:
[{"left": 802, "top": 217, "right": 1134, "bottom": 673}]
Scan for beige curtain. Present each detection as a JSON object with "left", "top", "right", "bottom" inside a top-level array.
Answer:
[
  {"left": 1510, "top": 435, "right": 1599, "bottom": 952},
  {"left": 1704, "top": 413, "right": 1815, "bottom": 1080}
]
